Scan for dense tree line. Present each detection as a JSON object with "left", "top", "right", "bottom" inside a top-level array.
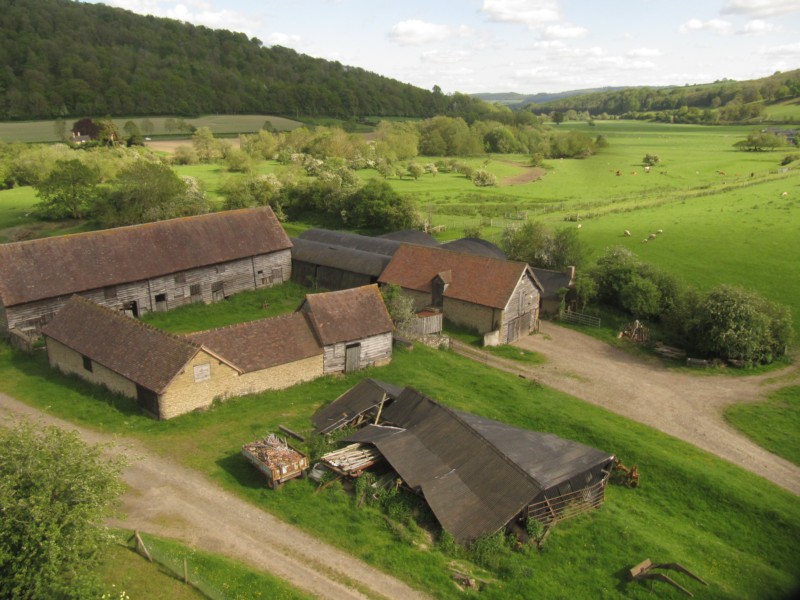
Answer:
[
  {"left": 525, "top": 70, "right": 800, "bottom": 123},
  {"left": 0, "top": 0, "right": 492, "bottom": 121}
]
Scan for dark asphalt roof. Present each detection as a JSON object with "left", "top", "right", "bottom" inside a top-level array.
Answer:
[
  {"left": 290, "top": 238, "right": 390, "bottom": 277},
  {"left": 298, "top": 229, "right": 401, "bottom": 256},
  {"left": 379, "top": 229, "right": 440, "bottom": 247},
  {"left": 440, "top": 237, "right": 507, "bottom": 259}
]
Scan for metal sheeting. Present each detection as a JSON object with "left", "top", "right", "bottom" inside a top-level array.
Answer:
[
  {"left": 290, "top": 238, "right": 390, "bottom": 277},
  {"left": 312, "top": 379, "right": 403, "bottom": 434},
  {"left": 298, "top": 229, "right": 401, "bottom": 256},
  {"left": 339, "top": 384, "right": 614, "bottom": 543},
  {"left": 440, "top": 237, "right": 507, "bottom": 259}
]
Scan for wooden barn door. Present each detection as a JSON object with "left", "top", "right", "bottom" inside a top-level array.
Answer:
[
  {"left": 506, "top": 317, "right": 521, "bottom": 343},
  {"left": 345, "top": 343, "right": 361, "bottom": 373}
]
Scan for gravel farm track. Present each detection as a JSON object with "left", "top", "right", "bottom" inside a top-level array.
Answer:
[{"left": 1, "top": 321, "right": 798, "bottom": 599}]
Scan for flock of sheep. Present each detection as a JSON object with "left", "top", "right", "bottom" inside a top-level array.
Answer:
[{"left": 622, "top": 228, "right": 664, "bottom": 243}]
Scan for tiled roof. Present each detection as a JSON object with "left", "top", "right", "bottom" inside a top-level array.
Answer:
[
  {"left": 302, "top": 285, "right": 393, "bottom": 346},
  {"left": 187, "top": 312, "right": 322, "bottom": 372},
  {"left": 0, "top": 207, "right": 291, "bottom": 307},
  {"left": 379, "top": 245, "right": 537, "bottom": 309},
  {"left": 41, "top": 296, "right": 200, "bottom": 393}
]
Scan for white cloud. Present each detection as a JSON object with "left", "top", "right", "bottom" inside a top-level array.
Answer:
[
  {"left": 543, "top": 23, "right": 587, "bottom": 39},
  {"left": 759, "top": 41, "right": 800, "bottom": 57},
  {"left": 481, "top": 0, "right": 561, "bottom": 27},
  {"left": 103, "top": 0, "right": 258, "bottom": 35},
  {"left": 388, "top": 20, "right": 469, "bottom": 45},
  {"left": 627, "top": 47, "right": 662, "bottom": 57},
  {"left": 722, "top": 0, "right": 800, "bottom": 18},
  {"left": 679, "top": 18, "right": 732, "bottom": 34},
  {"left": 420, "top": 50, "right": 472, "bottom": 64},
  {"left": 739, "top": 19, "right": 778, "bottom": 35},
  {"left": 266, "top": 32, "right": 302, "bottom": 46}
]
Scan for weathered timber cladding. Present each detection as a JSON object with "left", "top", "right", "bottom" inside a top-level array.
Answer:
[
  {"left": 500, "top": 273, "right": 540, "bottom": 342},
  {"left": 322, "top": 332, "right": 393, "bottom": 375},
  {"left": 2, "top": 249, "right": 291, "bottom": 332}
]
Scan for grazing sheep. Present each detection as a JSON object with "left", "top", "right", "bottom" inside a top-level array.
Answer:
[
  {"left": 624, "top": 229, "right": 631, "bottom": 237},
  {"left": 781, "top": 192, "right": 788, "bottom": 197},
  {"left": 657, "top": 229, "right": 663, "bottom": 234},
  {"left": 577, "top": 223, "right": 583, "bottom": 229},
  {"left": 644, "top": 166, "right": 651, "bottom": 173},
  {"left": 641, "top": 238, "right": 648, "bottom": 243},
  {"left": 648, "top": 233, "right": 657, "bottom": 240}
]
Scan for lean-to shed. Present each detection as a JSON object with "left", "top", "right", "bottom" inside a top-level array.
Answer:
[{"left": 290, "top": 238, "right": 391, "bottom": 291}]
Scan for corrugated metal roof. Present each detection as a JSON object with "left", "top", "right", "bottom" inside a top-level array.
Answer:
[
  {"left": 302, "top": 285, "right": 393, "bottom": 346},
  {"left": 379, "top": 245, "right": 538, "bottom": 309},
  {"left": 341, "top": 386, "right": 614, "bottom": 542},
  {"left": 379, "top": 229, "right": 440, "bottom": 247},
  {"left": 290, "top": 238, "right": 390, "bottom": 277},
  {"left": 187, "top": 312, "right": 322, "bottom": 373},
  {"left": 0, "top": 208, "right": 291, "bottom": 307},
  {"left": 312, "top": 379, "right": 403, "bottom": 433},
  {"left": 440, "top": 237, "right": 507, "bottom": 259},
  {"left": 298, "top": 229, "right": 402, "bottom": 257},
  {"left": 41, "top": 296, "right": 199, "bottom": 393}
]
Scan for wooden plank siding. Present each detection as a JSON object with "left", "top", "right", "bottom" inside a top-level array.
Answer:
[
  {"left": 322, "top": 332, "right": 393, "bottom": 375},
  {"left": 2, "top": 249, "right": 291, "bottom": 334},
  {"left": 500, "top": 271, "right": 540, "bottom": 343}
]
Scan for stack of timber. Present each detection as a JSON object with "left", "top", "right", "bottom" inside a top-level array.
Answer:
[
  {"left": 242, "top": 433, "right": 308, "bottom": 489},
  {"left": 321, "top": 443, "right": 382, "bottom": 477},
  {"left": 618, "top": 320, "right": 650, "bottom": 343}
]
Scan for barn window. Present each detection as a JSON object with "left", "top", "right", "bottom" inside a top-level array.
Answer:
[
  {"left": 174, "top": 273, "right": 186, "bottom": 284},
  {"left": 104, "top": 286, "right": 117, "bottom": 299},
  {"left": 193, "top": 364, "right": 211, "bottom": 382},
  {"left": 82, "top": 355, "right": 93, "bottom": 372},
  {"left": 216, "top": 264, "right": 227, "bottom": 274}
]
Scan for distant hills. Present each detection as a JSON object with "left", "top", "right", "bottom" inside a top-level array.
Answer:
[
  {"left": 0, "top": 0, "right": 488, "bottom": 121},
  {"left": 471, "top": 88, "right": 628, "bottom": 108}
]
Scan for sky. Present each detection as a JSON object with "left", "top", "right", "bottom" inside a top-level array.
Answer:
[{"left": 84, "top": 0, "right": 800, "bottom": 95}]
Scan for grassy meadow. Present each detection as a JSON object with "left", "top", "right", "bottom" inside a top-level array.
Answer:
[{"left": 0, "top": 319, "right": 798, "bottom": 598}]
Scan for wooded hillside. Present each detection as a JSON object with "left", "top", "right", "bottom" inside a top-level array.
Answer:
[{"left": 0, "top": 0, "right": 488, "bottom": 121}]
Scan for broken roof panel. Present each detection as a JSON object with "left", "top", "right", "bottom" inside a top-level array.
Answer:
[
  {"left": 312, "top": 379, "right": 403, "bottom": 434},
  {"left": 0, "top": 207, "right": 291, "bottom": 307}
]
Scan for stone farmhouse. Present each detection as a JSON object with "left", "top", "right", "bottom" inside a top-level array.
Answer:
[
  {"left": 379, "top": 244, "right": 542, "bottom": 344},
  {"left": 42, "top": 286, "right": 393, "bottom": 419},
  {"left": 0, "top": 207, "right": 291, "bottom": 337}
]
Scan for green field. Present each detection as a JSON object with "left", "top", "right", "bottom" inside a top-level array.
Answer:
[
  {"left": 0, "top": 114, "right": 303, "bottom": 143},
  {"left": 1, "top": 326, "right": 798, "bottom": 598}
]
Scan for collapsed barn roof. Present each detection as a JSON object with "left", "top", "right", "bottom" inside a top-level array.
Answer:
[
  {"left": 312, "top": 378, "right": 404, "bottom": 434},
  {"left": 316, "top": 382, "right": 614, "bottom": 542}
]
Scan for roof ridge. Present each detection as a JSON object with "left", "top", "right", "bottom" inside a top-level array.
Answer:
[
  {"left": 398, "top": 242, "right": 526, "bottom": 267},
  {"left": 187, "top": 311, "right": 302, "bottom": 337}
]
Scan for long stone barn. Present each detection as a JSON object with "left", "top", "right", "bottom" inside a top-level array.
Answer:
[
  {"left": 0, "top": 207, "right": 291, "bottom": 337},
  {"left": 41, "top": 285, "right": 394, "bottom": 419}
]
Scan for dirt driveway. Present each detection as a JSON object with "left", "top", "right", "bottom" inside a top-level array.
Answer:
[
  {"left": 0, "top": 394, "right": 429, "bottom": 600},
  {"left": 506, "top": 321, "right": 800, "bottom": 495}
]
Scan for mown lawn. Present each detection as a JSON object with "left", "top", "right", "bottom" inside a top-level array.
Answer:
[
  {"left": 1, "top": 331, "right": 798, "bottom": 598},
  {"left": 724, "top": 386, "right": 800, "bottom": 467}
]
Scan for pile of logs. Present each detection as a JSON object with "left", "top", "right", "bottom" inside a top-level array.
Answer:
[
  {"left": 619, "top": 320, "right": 650, "bottom": 343},
  {"left": 321, "top": 443, "right": 382, "bottom": 477},
  {"left": 654, "top": 342, "right": 686, "bottom": 360},
  {"left": 613, "top": 461, "right": 641, "bottom": 488},
  {"left": 244, "top": 434, "right": 301, "bottom": 467}
]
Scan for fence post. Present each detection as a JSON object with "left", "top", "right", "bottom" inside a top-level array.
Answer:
[{"left": 183, "top": 557, "right": 188, "bottom": 584}]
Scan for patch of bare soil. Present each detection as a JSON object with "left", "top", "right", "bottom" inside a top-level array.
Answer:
[
  {"left": 0, "top": 394, "right": 430, "bottom": 600},
  {"left": 501, "top": 165, "right": 547, "bottom": 185},
  {"left": 501, "top": 322, "right": 800, "bottom": 495},
  {"left": 145, "top": 139, "right": 192, "bottom": 154}
]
